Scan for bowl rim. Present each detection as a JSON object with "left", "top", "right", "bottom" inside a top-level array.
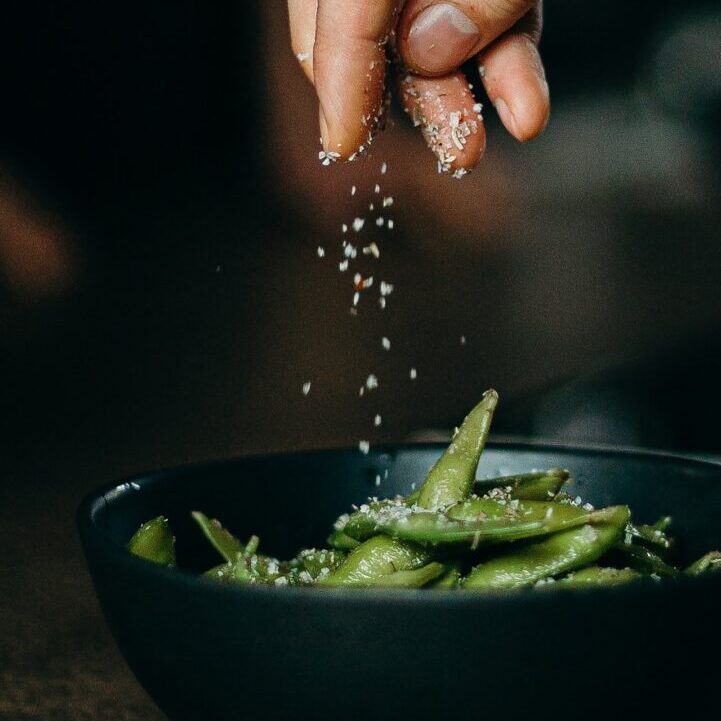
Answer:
[{"left": 77, "top": 439, "right": 721, "bottom": 607}]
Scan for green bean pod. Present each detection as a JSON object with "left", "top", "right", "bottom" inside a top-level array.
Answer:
[
  {"left": 556, "top": 566, "right": 641, "bottom": 588},
  {"left": 127, "top": 515, "right": 176, "bottom": 567},
  {"left": 417, "top": 390, "right": 498, "bottom": 510},
  {"left": 317, "top": 535, "right": 432, "bottom": 587},
  {"left": 463, "top": 505, "right": 630, "bottom": 590},
  {"left": 684, "top": 551, "right": 721, "bottom": 576},
  {"left": 326, "top": 528, "right": 361, "bottom": 551},
  {"left": 474, "top": 468, "right": 570, "bottom": 501},
  {"left": 615, "top": 542, "right": 680, "bottom": 578},
  {"left": 349, "top": 498, "right": 595, "bottom": 547},
  {"left": 428, "top": 561, "right": 463, "bottom": 589},
  {"left": 362, "top": 562, "right": 446, "bottom": 588},
  {"left": 191, "top": 511, "right": 247, "bottom": 563}
]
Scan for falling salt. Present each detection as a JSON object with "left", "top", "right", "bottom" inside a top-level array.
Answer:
[
  {"left": 381, "top": 337, "right": 390, "bottom": 350},
  {"left": 358, "top": 440, "right": 370, "bottom": 455},
  {"left": 352, "top": 217, "right": 365, "bottom": 232},
  {"left": 302, "top": 382, "right": 311, "bottom": 396},
  {"left": 374, "top": 414, "right": 382, "bottom": 427},
  {"left": 380, "top": 162, "right": 388, "bottom": 175},
  {"left": 317, "top": 246, "right": 325, "bottom": 258},
  {"left": 410, "top": 368, "right": 417, "bottom": 380}
]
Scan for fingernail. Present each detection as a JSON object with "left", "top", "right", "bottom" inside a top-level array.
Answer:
[
  {"left": 494, "top": 97, "right": 518, "bottom": 137},
  {"left": 407, "top": 3, "right": 480, "bottom": 75}
]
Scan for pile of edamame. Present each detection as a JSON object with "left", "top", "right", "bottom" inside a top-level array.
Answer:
[{"left": 128, "top": 391, "right": 721, "bottom": 590}]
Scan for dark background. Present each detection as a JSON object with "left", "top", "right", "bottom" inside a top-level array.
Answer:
[{"left": 1, "top": 1, "right": 720, "bottom": 718}]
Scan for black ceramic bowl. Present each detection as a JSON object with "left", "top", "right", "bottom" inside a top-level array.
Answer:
[{"left": 78, "top": 443, "right": 721, "bottom": 721}]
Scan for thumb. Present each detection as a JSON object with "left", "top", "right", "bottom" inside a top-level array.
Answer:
[{"left": 397, "top": 0, "right": 535, "bottom": 76}]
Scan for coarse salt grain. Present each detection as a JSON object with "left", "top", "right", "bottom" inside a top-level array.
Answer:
[
  {"left": 387, "top": 219, "right": 394, "bottom": 230},
  {"left": 410, "top": 368, "right": 417, "bottom": 380},
  {"left": 366, "top": 374, "right": 379, "bottom": 390},
  {"left": 376, "top": 217, "right": 384, "bottom": 227},
  {"left": 363, "top": 242, "right": 380, "bottom": 258},
  {"left": 374, "top": 414, "right": 382, "bottom": 426},
  {"left": 460, "top": 335, "right": 466, "bottom": 345},
  {"left": 381, "top": 337, "right": 390, "bottom": 350},
  {"left": 352, "top": 217, "right": 365, "bottom": 232},
  {"left": 296, "top": 52, "right": 310, "bottom": 62},
  {"left": 380, "top": 162, "right": 387, "bottom": 174},
  {"left": 351, "top": 185, "right": 357, "bottom": 196},
  {"left": 339, "top": 260, "right": 349, "bottom": 271},
  {"left": 374, "top": 184, "right": 381, "bottom": 194},
  {"left": 317, "top": 246, "right": 325, "bottom": 258},
  {"left": 342, "top": 223, "right": 348, "bottom": 233},
  {"left": 302, "top": 381, "right": 311, "bottom": 396},
  {"left": 358, "top": 440, "right": 370, "bottom": 454},
  {"left": 379, "top": 281, "right": 394, "bottom": 297},
  {"left": 382, "top": 196, "right": 393, "bottom": 208}
]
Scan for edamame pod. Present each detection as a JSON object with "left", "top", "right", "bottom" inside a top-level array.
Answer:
[
  {"left": 685, "top": 551, "right": 721, "bottom": 576},
  {"left": 417, "top": 390, "right": 498, "bottom": 510},
  {"left": 463, "top": 505, "right": 630, "bottom": 590},
  {"left": 474, "top": 469, "right": 570, "bottom": 501},
  {"left": 556, "top": 566, "right": 640, "bottom": 588},
  {"left": 191, "top": 511, "right": 246, "bottom": 563},
  {"left": 127, "top": 515, "right": 176, "bottom": 567},
  {"left": 363, "top": 562, "right": 446, "bottom": 588},
  {"left": 318, "top": 534, "right": 431, "bottom": 587}
]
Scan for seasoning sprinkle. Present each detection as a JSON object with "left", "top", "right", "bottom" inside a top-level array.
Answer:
[
  {"left": 381, "top": 337, "right": 391, "bottom": 350},
  {"left": 352, "top": 217, "right": 365, "bottom": 232},
  {"left": 302, "top": 381, "right": 311, "bottom": 396},
  {"left": 380, "top": 162, "right": 388, "bottom": 175},
  {"left": 316, "top": 246, "right": 325, "bottom": 258},
  {"left": 410, "top": 368, "right": 417, "bottom": 380},
  {"left": 374, "top": 414, "right": 382, "bottom": 427},
  {"left": 358, "top": 440, "right": 370, "bottom": 455}
]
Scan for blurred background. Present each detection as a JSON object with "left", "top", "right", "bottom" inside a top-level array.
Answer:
[
  {"left": 2, "top": 0, "right": 721, "bottom": 479},
  {"left": 2, "top": 2, "right": 721, "bottom": 717}
]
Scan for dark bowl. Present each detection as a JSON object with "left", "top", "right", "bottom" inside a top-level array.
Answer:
[{"left": 78, "top": 443, "right": 721, "bottom": 720}]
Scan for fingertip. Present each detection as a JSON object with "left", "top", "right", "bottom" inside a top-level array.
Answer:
[
  {"left": 397, "top": 70, "right": 486, "bottom": 174},
  {"left": 480, "top": 33, "right": 550, "bottom": 143}
]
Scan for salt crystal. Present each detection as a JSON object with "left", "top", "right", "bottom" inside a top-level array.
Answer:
[
  {"left": 381, "top": 337, "right": 390, "bottom": 350},
  {"left": 302, "top": 381, "right": 311, "bottom": 396},
  {"left": 387, "top": 219, "right": 394, "bottom": 230},
  {"left": 374, "top": 414, "right": 382, "bottom": 427},
  {"left": 358, "top": 440, "right": 370, "bottom": 455},
  {"left": 365, "top": 374, "right": 379, "bottom": 390},
  {"left": 376, "top": 217, "right": 384, "bottom": 227},
  {"left": 460, "top": 335, "right": 466, "bottom": 345},
  {"left": 382, "top": 196, "right": 393, "bottom": 208},
  {"left": 380, "top": 162, "right": 387, "bottom": 175},
  {"left": 352, "top": 217, "right": 365, "bottom": 232},
  {"left": 317, "top": 246, "right": 325, "bottom": 258},
  {"left": 351, "top": 185, "right": 357, "bottom": 196},
  {"left": 339, "top": 260, "right": 349, "bottom": 271},
  {"left": 342, "top": 224, "right": 348, "bottom": 233},
  {"left": 374, "top": 184, "right": 380, "bottom": 194},
  {"left": 410, "top": 368, "right": 417, "bottom": 380},
  {"left": 379, "top": 281, "right": 394, "bottom": 296}
]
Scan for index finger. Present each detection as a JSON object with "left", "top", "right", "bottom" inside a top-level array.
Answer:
[{"left": 313, "top": 0, "right": 403, "bottom": 160}]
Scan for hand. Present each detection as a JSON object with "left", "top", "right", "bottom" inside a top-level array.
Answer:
[{"left": 288, "top": 1, "right": 549, "bottom": 175}]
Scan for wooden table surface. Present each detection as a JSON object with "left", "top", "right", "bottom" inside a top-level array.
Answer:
[{"left": 0, "top": 464, "right": 165, "bottom": 721}]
